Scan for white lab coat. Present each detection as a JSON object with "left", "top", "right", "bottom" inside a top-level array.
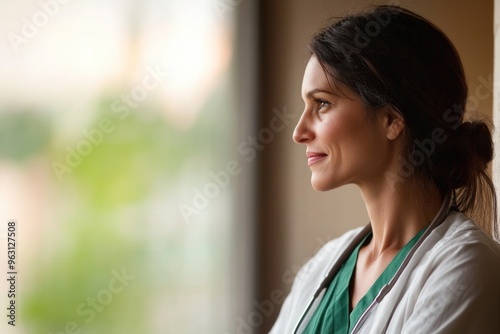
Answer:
[{"left": 270, "top": 210, "right": 500, "bottom": 333}]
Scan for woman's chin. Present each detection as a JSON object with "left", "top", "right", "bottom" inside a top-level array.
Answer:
[{"left": 310, "top": 177, "right": 338, "bottom": 192}]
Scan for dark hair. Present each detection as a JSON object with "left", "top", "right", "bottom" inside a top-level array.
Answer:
[{"left": 309, "top": 5, "right": 498, "bottom": 239}]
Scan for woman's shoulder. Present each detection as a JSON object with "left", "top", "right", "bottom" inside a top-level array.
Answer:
[
  {"left": 432, "top": 210, "right": 500, "bottom": 257},
  {"left": 421, "top": 210, "right": 500, "bottom": 279},
  {"left": 381, "top": 212, "right": 500, "bottom": 334}
]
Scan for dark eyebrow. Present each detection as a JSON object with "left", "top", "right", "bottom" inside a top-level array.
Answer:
[{"left": 305, "top": 88, "right": 335, "bottom": 99}]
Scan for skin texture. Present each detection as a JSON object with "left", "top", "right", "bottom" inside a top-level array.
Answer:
[
  {"left": 294, "top": 56, "right": 444, "bottom": 309},
  {"left": 294, "top": 56, "right": 400, "bottom": 192}
]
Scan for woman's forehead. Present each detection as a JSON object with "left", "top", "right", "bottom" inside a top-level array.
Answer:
[{"left": 301, "top": 56, "right": 354, "bottom": 99}]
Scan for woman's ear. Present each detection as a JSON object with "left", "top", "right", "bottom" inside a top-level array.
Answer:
[{"left": 381, "top": 107, "right": 405, "bottom": 140}]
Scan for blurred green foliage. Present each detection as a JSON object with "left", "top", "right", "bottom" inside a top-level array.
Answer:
[
  {"left": 0, "top": 110, "right": 52, "bottom": 161},
  {"left": 20, "top": 77, "right": 233, "bottom": 333}
]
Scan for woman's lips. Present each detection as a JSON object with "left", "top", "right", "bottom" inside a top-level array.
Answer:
[{"left": 306, "top": 152, "right": 327, "bottom": 166}]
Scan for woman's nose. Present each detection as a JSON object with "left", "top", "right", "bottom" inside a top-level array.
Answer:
[{"left": 292, "top": 112, "right": 314, "bottom": 144}]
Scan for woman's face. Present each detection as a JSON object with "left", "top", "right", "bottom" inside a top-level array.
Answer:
[{"left": 294, "top": 56, "right": 395, "bottom": 191}]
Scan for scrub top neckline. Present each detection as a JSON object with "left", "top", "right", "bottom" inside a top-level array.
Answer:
[
  {"left": 349, "top": 227, "right": 426, "bottom": 331},
  {"left": 303, "top": 226, "right": 427, "bottom": 333}
]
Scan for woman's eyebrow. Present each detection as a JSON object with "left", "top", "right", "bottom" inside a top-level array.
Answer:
[{"left": 304, "top": 88, "right": 334, "bottom": 99}]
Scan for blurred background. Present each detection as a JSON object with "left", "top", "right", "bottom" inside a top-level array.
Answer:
[
  {"left": 0, "top": 0, "right": 246, "bottom": 333},
  {"left": 0, "top": 0, "right": 495, "bottom": 333}
]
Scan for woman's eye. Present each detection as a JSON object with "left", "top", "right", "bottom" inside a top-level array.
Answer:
[{"left": 316, "top": 99, "right": 329, "bottom": 109}]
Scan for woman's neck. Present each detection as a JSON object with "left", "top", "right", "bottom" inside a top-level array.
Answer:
[{"left": 359, "top": 178, "right": 444, "bottom": 258}]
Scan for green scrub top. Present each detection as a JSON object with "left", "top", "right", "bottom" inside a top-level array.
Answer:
[{"left": 303, "top": 228, "right": 426, "bottom": 333}]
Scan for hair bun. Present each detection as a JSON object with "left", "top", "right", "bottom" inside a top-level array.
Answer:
[
  {"left": 457, "top": 121, "right": 493, "bottom": 167},
  {"left": 433, "top": 120, "right": 493, "bottom": 189}
]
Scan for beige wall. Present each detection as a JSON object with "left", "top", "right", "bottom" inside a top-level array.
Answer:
[
  {"left": 255, "top": 0, "right": 493, "bottom": 332},
  {"left": 494, "top": 0, "right": 500, "bottom": 236}
]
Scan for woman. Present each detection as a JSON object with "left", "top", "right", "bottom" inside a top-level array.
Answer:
[{"left": 270, "top": 5, "right": 500, "bottom": 334}]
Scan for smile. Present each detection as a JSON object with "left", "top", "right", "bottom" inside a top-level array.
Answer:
[{"left": 307, "top": 152, "right": 327, "bottom": 166}]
